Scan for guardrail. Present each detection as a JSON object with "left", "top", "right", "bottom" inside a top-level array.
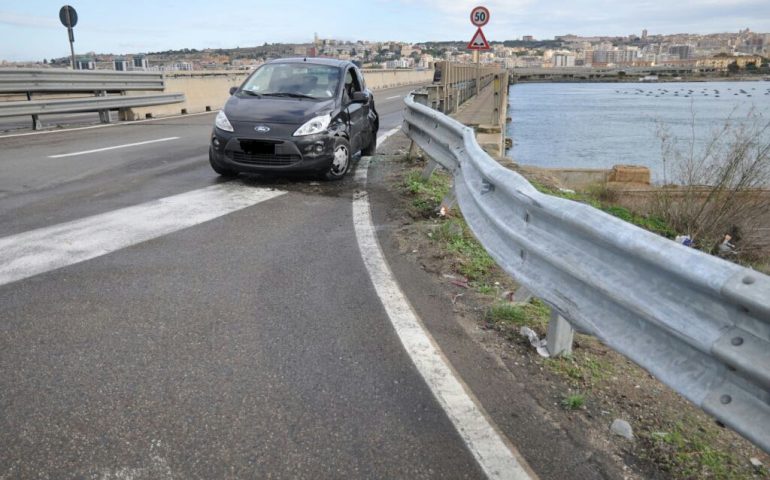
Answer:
[
  {"left": 0, "top": 68, "right": 184, "bottom": 130},
  {"left": 402, "top": 92, "right": 770, "bottom": 453},
  {"left": 0, "top": 69, "right": 165, "bottom": 93},
  {"left": 0, "top": 93, "right": 185, "bottom": 117}
]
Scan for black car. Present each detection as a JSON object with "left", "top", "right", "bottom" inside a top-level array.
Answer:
[{"left": 209, "top": 58, "right": 378, "bottom": 180}]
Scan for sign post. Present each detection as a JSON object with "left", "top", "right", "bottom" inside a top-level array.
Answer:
[
  {"left": 468, "top": 6, "right": 491, "bottom": 96},
  {"left": 59, "top": 5, "right": 78, "bottom": 69}
]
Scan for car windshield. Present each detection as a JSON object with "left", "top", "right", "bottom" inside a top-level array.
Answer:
[{"left": 239, "top": 63, "right": 341, "bottom": 100}]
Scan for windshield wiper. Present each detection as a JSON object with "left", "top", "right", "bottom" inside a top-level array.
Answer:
[
  {"left": 262, "top": 92, "right": 316, "bottom": 99},
  {"left": 241, "top": 90, "right": 261, "bottom": 97}
]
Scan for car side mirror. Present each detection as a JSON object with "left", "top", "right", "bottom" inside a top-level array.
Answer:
[
  {"left": 229, "top": 86, "right": 237, "bottom": 95},
  {"left": 351, "top": 91, "right": 368, "bottom": 103}
]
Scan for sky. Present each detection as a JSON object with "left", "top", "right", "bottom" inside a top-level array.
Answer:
[{"left": 1, "top": 0, "right": 769, "bottom": 61}]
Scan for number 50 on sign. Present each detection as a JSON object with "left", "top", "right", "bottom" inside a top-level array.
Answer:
[{"left": 470, "top": 6, "right": 490, "bottom": 27}]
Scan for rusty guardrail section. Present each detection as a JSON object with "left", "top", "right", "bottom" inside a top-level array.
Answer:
[{"left": 402, "top": 92, "right": 770, "bottom": 454}]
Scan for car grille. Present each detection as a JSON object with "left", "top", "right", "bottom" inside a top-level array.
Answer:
[
  {"left": 230, "top": 152, "right": 301, "bottom": 166},
  {"left": 228, "top": 139, "right": 301, "bottom": 166}
]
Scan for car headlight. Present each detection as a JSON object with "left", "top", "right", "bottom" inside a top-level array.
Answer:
[
  {"left": 215, "top": 110, "right": 234, "bottom": 132},
  {"left": 293, "top": 113, "right": 332, "bottom": 137}
]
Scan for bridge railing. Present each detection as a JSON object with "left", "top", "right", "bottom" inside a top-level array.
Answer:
[
  {"left": 402, "top": 92, "right": 770, "bottom": 454},
  {"left": 426, "top": 61, "right": 503, "bottom": 114},
  {"left": 0, "top": 69, "right": 185, "bottom": 129}
]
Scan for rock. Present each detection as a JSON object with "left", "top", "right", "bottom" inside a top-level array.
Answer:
[
  {"left": 610, "top": 419, "right": 634, "bottom": 440},
  {"left": 750, "top": 457, "right": 763, "bottom": 468}
]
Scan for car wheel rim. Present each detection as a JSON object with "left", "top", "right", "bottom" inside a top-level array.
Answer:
[{"left": 331, "top": 144, "right": 349, "bottom": 175}]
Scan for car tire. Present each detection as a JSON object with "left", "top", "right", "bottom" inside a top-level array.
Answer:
[
  {"left": 361, "top": 131, "right": 377, "bottom": 156},
  {"left": 324, "top": 138, "right": 351, "bottom": 181},
  {"left": 209, "top": 149, "right": 238, "bottom": 177}
]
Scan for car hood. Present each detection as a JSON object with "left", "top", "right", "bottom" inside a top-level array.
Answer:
[{"left": 224, "top": 95, "right": 336, "bottom": 124}]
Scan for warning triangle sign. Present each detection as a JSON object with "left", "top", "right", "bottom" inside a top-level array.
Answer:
[{"left": 467, "top": 27, "right": 490, "bottom": 50}]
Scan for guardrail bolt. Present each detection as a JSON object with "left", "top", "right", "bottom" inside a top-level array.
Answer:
[
  {"left": 481, "top": 180, "right": 495, "bottom": 194},
  {"left": 720, "top": 394, "right": 732, "bottom": 405},
  {"left": 731, "top": 337, "right": 744, "bottom": 346},
  {"left": 742, "top": 276, "right": 756, "bottom": 285}
]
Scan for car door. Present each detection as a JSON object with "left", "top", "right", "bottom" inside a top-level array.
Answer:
[
  {"left": 355, "top": 67, "right": 377, "bottom": 146},
  {"left": 343, "top": 67, "right": 365, "bottom": 153}
]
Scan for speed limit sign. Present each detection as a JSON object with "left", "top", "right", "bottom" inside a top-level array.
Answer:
[{"left": 470, "top": 6, "right": 490, "bottom": 27}]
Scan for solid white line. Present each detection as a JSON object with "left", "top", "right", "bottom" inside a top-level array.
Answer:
[
  {"left": 352, "top": 138, "right": 534, "bottom": 479},
  {"left": 376, "top": 127, "right": 401, "bottom": 146},
  {"left": 0, "top": 111, "right": 216, "bottom": 140},
  {"left": 0, "top": 183, "right": 286, "bottom": 287},
  {"left": 48, "top": 137, "right": 180, "bottom": 158}
]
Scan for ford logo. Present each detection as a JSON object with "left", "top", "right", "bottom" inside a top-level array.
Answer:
[{"left": 254, "top": 125, "right": 270, "bottom": 133}]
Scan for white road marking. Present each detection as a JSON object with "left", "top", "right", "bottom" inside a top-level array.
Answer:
[
  {"left": 0, "top": 183, "right": 286, "bottom": 287},
  {"left": 385, "top": 95, "right": 402, "bottom": 100},
  {"left": 48, "top": 137, "right": 180, "bottom": 158},
  {"left": 351, "top": 130, "right": 534, "bottom": 480},
  {"left": 376, "top": 127, "right": 401, "bottom": 146},
  {"left": 0, "top": 110, "right": 216, "bottom": 139}
]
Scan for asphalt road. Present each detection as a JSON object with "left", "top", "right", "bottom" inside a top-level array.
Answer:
[
  {"left": 0, "top": 85, "right": 501, "bottom": 479},
  {"left": 0, "top": 81, "right": 629, "bottom": 479}
]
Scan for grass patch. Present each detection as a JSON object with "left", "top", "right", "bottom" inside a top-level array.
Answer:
[
  {"left": 485, "top": 298, "right": 551, "bottom": 329},
  {"left": 561, "top": 392, "right": 586, "bottom": 410},
  {"left": 476, "top": 284, "right": 496, "bottom": 295},
  {"left": 545, "top": 351, "right": 614, "bottom": 388},
  {"left": 646, "top": 420, "right": 764, "bottom": 479},
  {"left": 402, "top": 167, "right": 497, "bottom": 282},
  {"left": 403, "top": 170, "right": 451, "bottom": 218},
  {"left": 433, "top": 218, "right": 496, "bottom": 281}
]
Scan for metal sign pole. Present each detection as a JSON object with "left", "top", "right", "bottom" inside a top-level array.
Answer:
[
  {"left": 476, "top": 51, "right": 480, "bottom": 96},
  {"left": 68, "top": 27, "right": 75, "bottom": 69},
  {"left": 59, "top": 5, "right": 79, "bottom": 70}
]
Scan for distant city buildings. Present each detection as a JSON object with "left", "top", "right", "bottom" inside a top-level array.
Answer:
[{"left": 4, "top": 28, "right": 768, "bottom": 73}]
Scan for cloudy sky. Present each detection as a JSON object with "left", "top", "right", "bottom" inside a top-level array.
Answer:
[{"left": 1, "top": 0, "right": 769, "bottom": 61}]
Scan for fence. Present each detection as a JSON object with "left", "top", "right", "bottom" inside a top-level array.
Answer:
[
  {"left": 424, "top": 61, "right": 503, "bottom": 114},
  {"left": 401, "top": 92, "right": 770, "bottom": 454}
]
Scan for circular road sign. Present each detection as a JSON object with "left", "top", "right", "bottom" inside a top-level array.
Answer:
[
  {"left": 470, "top": 6, "right": 490, "bottom": 27},
  {"left": 59, "top": 5, "right": 78, "bottom": 28}
]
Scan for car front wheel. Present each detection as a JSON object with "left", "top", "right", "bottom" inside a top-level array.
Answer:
[{"left": 324, "top": 138, "right": 351, "bottom": 181}]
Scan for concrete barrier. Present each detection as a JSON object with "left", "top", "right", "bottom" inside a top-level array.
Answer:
[
  {"left": 125, "top": 69, "right": 433, "bottom": 120},
  {"left": 124, "top": 71, "right": 248, "bottom": 120},
  {"left": 361, "top": 69, "right": 434, "bottom": 90}
]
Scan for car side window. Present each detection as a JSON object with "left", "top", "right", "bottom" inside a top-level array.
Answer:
[
  {"left": 343, "top": 68, "right": 362, "bottom": 103},
  {"left": 355, "top": 68, "right": 366, "bottom": 91}
]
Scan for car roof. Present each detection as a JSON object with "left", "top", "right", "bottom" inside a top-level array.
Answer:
[{"left": 266, "top": 57, "right": 354, "bottom": 69}]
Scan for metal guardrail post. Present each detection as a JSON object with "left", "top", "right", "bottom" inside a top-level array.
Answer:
[
  {"left": 97, "top": 90, "right": 110, "bottom": 124},
  {"left": 546, "top": 311, "right": 575, "bottom": 357},
  {"left": 26, "top": 92, "right": 42, "bottom": 130},
  {"left": 420, "top": 160, "right": 440, "bottom": 180}
]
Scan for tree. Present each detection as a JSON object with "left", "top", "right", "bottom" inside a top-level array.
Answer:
[{"left": 727, "top": 61, "right": 740, "bottom": 73}]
